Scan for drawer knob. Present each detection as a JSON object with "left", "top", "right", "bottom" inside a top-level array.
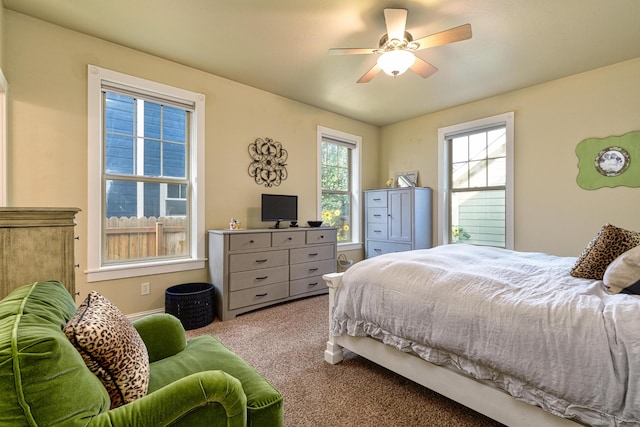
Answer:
[
  {"left": 320, "top": 235, "right": 324, "bottom": 239},
  {"left": 288, "top": 237, "right": 292, "bottom": 240}
]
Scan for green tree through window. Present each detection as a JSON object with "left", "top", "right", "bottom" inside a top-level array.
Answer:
[{"left": 321, "top": 141, "right": 352, "bottom": 242}]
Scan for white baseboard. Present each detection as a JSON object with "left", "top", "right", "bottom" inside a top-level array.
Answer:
[{"left": 127, "top": 308, "right": 165, "bottom": 322}]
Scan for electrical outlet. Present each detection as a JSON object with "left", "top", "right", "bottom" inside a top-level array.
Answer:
[{"left": 141, "top": 282, "right": 150, "bottom": 295}]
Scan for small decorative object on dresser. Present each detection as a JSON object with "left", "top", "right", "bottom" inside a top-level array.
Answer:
[
  {"left": 208, "top": 227, "right": 337, "bottom": 320},
  {"left": 365, "top": 187, "right": 432, "bottom": 258}
]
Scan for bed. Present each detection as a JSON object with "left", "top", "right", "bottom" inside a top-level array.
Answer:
[{"left": 323, "top": 243, "right": 640, "bottom": 427}]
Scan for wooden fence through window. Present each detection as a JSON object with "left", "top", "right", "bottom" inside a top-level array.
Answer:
[{"left": 105, "top": 216, "right": 187, "bottom": 260}]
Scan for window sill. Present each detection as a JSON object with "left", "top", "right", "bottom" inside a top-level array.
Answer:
[
  {"left": 337, "top": 242, "right": 363, "bottom": 252},
  {"left": 86, "top": 258, "right": 206, "bottom": 282}
]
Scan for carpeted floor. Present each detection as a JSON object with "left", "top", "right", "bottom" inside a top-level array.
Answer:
[{"left": 185, "top": 294, "right": 504, "bottom": 427}]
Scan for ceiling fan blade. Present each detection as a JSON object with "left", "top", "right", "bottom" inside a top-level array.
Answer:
[
  {"left": 384, "top": 8, "right": 407, "bottom": 41},
  {"left": 328, "top": 47, "right": 377, "bottom": 55},
  {"left": 357, "top": 64, "right": 381, "bottom": 83},
  {"left": 412, "top": 23, "right": 472, "bottom": 51},
  {"left": 410, "top": 57, "right": 439, "bottom": 79}
]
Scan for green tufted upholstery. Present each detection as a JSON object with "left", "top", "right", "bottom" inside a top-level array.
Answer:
[{"left": 0, "top": 281, "right": 284, "bottom": 426}]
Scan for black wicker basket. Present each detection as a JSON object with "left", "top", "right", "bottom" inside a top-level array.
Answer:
[{"left": 165, "top": 282, "right": 214, "bottom": 330}]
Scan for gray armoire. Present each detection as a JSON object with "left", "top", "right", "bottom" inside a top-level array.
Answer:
[{"left": 364, "top": 187, "right": 432, "bottom": 258}]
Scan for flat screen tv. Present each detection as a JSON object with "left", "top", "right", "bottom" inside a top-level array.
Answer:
[{"left": 261, "top": 194, "right": 298, "bottom": 229}]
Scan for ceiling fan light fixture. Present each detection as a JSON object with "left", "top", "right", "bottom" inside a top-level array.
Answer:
[{"left": 377, "top": 50, "right": 415, "bottom": 77}]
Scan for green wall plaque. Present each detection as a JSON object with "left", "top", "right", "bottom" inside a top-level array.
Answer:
[{"left": 576, "top": 130, "right": 640, "bottom": 190}]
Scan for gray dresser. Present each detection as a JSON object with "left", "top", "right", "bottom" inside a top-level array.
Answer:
[
  {"left": 208, "top": 227, "right": 337, "bottom": 320},
  {"left": 364, "top": 187, "right": 432, "bottom": 258}
]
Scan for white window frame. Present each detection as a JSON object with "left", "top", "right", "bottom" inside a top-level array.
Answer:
[
  {"left": 87, "top": 65, "right": 205, "bottom": 282},
  {"left": 437, "top": 112, "right": 514, "bottom": 249},
  {"left": 0, "top": 68, "right": 7, "bottom": 207},
  {"left": 317, "top": 126, "right": 362, "bottom": 251}
]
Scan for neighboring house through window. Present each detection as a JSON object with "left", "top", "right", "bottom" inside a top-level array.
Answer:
[
  {"left": 438, "top": 112, "right": 514, "bottom": 249},
  {"left": 87, "top": 65, "right": 205, "bottom": 282},
  {"left": 317, "top": 126, "right": 361, "bottom": 249}
]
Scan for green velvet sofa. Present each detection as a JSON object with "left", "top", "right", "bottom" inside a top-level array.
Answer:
[{"left": 0, "top": 281, "right": 284, "bottom": 426}]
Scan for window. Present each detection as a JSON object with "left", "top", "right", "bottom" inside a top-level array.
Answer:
[
  {"left": 317, "top": 126, "right": 361, "bottom": 249},
  {"left": 87, "top": 65, "right": 205, "bottom": 282},
  {"left": 0, "top": 68, "right": 7, "bottom": 207},
  {"left": 438, "top": 112, "right": 514, "bottom": 249}
]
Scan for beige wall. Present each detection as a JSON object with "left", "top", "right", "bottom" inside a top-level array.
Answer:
[
  {"left": 4, "top": 11, "right": 379, "bottom": 313},
  {"left": 381, "top": 57, "right": 640, "bottom": 256}
]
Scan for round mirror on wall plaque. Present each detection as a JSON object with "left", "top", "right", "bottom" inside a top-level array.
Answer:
[{"left": 594, "top": 146, "right": 630, "bottom": 177}]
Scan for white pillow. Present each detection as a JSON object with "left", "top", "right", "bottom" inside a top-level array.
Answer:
[{"left": 603, "top": 245, "right": 640, "bottom": 294}]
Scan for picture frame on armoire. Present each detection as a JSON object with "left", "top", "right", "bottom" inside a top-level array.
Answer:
[{"left": 395, "top": 170, "right": 418, "bottom": 187}]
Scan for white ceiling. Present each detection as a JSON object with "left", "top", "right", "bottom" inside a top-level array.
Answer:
[{"left": 4, "top": 0, "right": 640, "bottom": 126}]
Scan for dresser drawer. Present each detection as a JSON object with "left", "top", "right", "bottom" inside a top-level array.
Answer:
[
  {"left": 367, "top": 222, "right": 387, "bottom": 240},
  {"left": 366, "top": 241, "right": 411, "bottom": 258},
  {"left": 272, "top": 231, "right": 305, "bottom": 247},
  {"left": 229, "top": 233, "right": 271, "bottom": 251},
  {"left": 290, "top": 259, "right": 335, "bottom": 280},
  {"left": 366, "top": 191, "right": 387, "bottom": 208},
  {"left": 290, "top": 276, "right": 328, "bottom": 297},
  {"left": 306, "top": 229, "right": 336, "bottom": 245},
  {"left": 367, "top": 207, "right": 387, "bottom": 223},
  {"left": 229, "top": 265, "right": 289, "bottom": 291},
  {"left": 229, "top": 250, "right": 288, "bottom": 272},
  {"left": 229, "top": 282, "right": 289, "bottom": 310},
  {"left": 290, "top": 244, "right": 334, "bottom": 265}
]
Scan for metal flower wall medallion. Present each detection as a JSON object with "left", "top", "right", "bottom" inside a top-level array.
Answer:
[{"left": 248, "top": 137, "right": 288, "bottom": 187}]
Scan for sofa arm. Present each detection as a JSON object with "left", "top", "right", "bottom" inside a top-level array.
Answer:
[
  {"left": 133, "top": 313, "right": 187, "bottom": 362},
  {"left": 87, "top": 371, "right": 247, "bottom": 427}
]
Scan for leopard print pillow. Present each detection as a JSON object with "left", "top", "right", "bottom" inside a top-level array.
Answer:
[
  {"left": 570, "top": 224, "right": 640, "bottom": 280},
  {"left": 64, "top": 291, "right": 149, "bottom": 409}
]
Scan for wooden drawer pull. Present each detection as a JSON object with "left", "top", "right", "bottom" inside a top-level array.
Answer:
[
  {"left": 373, "top": 198, "right": 381, "bottom": 201},
  {"left": 255, "top": 293, "right": 268, "bottom": 297},
  {"left": 308, "top": 282, "right": 318, "bottom": 287},
  {"left": 309, "top": 253, "right": 318, "bottom": 256},
  {"left": 255, "top": 259, "right": 268, "bottom": 263},
  {"left": 256, "top": 276, "right": 269, "bottom": 280},
  {"left": 308, "top": 268, "right": 319, "bottom": 272}
]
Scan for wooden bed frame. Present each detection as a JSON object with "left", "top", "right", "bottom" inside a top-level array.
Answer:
[{"left": 322, "top": 272, "right": 584, "bottom": 427}]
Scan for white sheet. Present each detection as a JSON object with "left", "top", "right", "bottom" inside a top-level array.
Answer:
[{"left": 331, "top": 244, "right": 640, "bottom": 426}]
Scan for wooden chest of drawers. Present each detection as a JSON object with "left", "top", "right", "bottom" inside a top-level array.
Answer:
[{"left": 209, "top": 227, "right": 337, "bottom": 320}]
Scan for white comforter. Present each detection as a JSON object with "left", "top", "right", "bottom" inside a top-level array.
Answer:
[{"left": 331, "top": 244, "right": 640, "bottom": 426}]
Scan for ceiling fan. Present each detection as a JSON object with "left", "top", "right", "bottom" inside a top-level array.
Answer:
[{"left": 329, "top": 8, "right": 472, "bottom": 83}]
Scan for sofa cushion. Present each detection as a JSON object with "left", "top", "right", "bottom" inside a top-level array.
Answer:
[
  {"left": 0, "top": 282, "right": 110, "bottom": 426},
  {"left": 148, "top": 334, "right": 284, "bottom": 426},
  {"left": 570, "top": 224, "right": 640, "bottom": 279},
  {"left": 64, "top": 291, "right": 150, "bottom": 409}
]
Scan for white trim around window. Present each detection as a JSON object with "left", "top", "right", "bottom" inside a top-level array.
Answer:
[
  {"left": 317, "top": 126, "right": 362, "bottom": 251},
  {"left": 86, "top": 65, "right": 206, "bottom": 282},
  {"left": 437, "top": 112, "right": 514, "bottom": 249},
  {"left": 0, "top": 68, "right": 7, "bottom": 207}
]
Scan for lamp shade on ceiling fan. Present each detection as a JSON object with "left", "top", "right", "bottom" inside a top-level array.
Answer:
[{"left": 377, "top": 50, "right": 416, "bottom": 76}]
